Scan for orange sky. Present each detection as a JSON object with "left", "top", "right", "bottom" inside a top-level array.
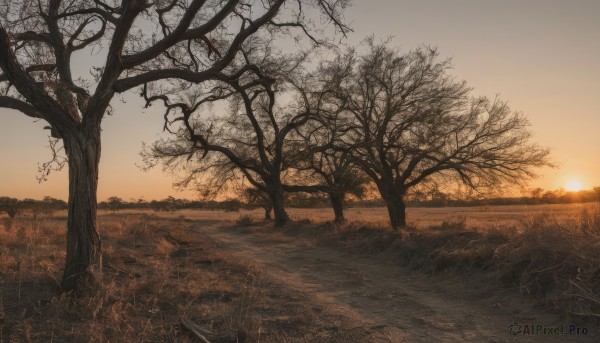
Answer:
[{"left": 0, "top": 0, "right": 599, "bottom": 201}]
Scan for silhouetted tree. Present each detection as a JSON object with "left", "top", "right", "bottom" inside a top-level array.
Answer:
[
  {"left": 317, "top": 40, "right": 552, "bottom": 229},
  {"left": 0, "top": 0, "right": 349, "bottom": 290},
  {"left": 106, "top": 196, "right": 124, "bottom": 212},
  {"left": 530, "top": 187, "right": 544, "bottom": 203},
  {"left": 142, "top": 54, "right": 331, "bottom": 226},
  {"left": 293, "top": 116, "right": 368, "bottom": 223},
  {"left": 0, "top": 197, "right": 25, "bottom": 229},
  {"left": 41, "top": 196, "right": 68, "bottom": 212},
  {"left": 20, "top": 196, "right": 66, "bottom": 218},
  {"left": 242, "top": 187, "right": 273, "bottom": 220}
]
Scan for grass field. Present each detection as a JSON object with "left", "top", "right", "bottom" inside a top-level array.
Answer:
[
  {"left": 158, "top": 202, "right": 600, "bottom": 327},
  {"left": 87, "top": 202, "right": 600, "bottom": 229},
  {"left": 3, "top": 202, "right": 598, "bottom": 228},
  {"left": 1, "top": 203, "right": 599, "bottom": 342},
  {"left": 0, "top": 214, "right": 370, "bottom": 342}
]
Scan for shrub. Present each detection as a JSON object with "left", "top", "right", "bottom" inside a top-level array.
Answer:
[{"left": 236, "top": 215, "right": 255, "bottom": 227}]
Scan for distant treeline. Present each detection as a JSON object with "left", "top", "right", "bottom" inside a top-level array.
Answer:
[
  {"left": 95, "top": 188, "right": 600, "bottom": 211},
  {"left": 97, "top": 194, "right": 336, "bottom": 212},
  {"left": 0, "top": 196, "right": 67, "bottom": 224},
  {"left": 2, "top": 188, "right": 599, "bottom": 218},
  {"left": 406, "top": 188, "right": 600, "bottom": 208},
  {"left": 98, "top": 196, "right": 245, "bottom": 212}
]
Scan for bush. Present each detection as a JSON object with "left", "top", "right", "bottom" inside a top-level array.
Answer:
[
  {"left": 296, "top": 218, "right": 313, "bottom": 224},
  {"left": 236, "top": 215, "right": 255, "bottom": 227}
]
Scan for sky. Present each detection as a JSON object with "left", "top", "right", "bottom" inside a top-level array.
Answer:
[{"left": 0, "top": 0, "right": 599, "bottom": 201}]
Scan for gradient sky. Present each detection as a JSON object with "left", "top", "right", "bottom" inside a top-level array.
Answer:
[{"left": 0, "top": 0, "right": 599, "bottom": 201}]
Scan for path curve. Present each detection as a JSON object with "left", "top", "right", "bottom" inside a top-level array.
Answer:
[{"left": 195, "top": 223, "right": 595, "bottom": 342}]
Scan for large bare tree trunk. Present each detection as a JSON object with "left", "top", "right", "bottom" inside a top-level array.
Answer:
[
  {"left": 269, "top": 183, "right": 289, "bottom": 227},
  {"left": 329, "top": 192, "right": 345, "bottom": 223},
  {"left": 61, "top": 127, "right": 102, "bottom": 291},
  {"left": 383, "top": 195, "right": 407, "bottom": 229},
  {"left": 378, "top": 182, "right": 407, "bottom": 229}
]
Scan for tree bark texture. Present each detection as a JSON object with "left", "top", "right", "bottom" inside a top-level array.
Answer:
[
  {"left": 378, "top": 182, "right": 407, "bottom": 229},
  {"left": 61, "top": 126, "right": 102, "bottom": 291},
  {"left": 384, "top": 194, "right": 407, "bottom": 229},
  {"left": 329, "top": 192, "right": 345, "bottom": 223},
  {"left": 269, "top": 183, "right": 289, "bottom": 227}
]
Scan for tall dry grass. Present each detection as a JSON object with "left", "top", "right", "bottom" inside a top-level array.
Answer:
[
  {"left": 1, "top": 213, "right": 369, "bottom": 342},
  {"left": 276, "top": 205, "right": 600, "bottom": 322}
]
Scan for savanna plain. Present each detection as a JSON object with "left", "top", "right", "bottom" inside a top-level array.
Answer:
[{"left": 1, "top": 203, "right": 600, "bottom": 342}]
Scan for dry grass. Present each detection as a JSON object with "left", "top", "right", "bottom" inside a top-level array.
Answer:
[
  {"left": 235, "top": 214, "right": 256, "bottom": 227},
  {"left": 4, "top": 203, "right": 599, "bottom": 341},
  {"left": 271, "top": 204, "right": 600, "bottom": 323},
  {"left": 0, "top": 214, "right": 368, "bottom": 342},
  {"left": 97, "top": 202, "right": 599, "bottom": 228}
]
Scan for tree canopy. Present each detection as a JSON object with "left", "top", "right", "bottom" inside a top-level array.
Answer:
[{"left": 306, "top": 40, "right": 552, "bottom": 228}]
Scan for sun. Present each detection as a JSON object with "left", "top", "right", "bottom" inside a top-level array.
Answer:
[{"left": 565, "top": 179, "right": 583, "bottom": 192}]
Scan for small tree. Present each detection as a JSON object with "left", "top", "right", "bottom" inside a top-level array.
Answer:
[
  {"left": 293, "top": 118, "right": 368, "bottom": 223},
  {"left": 19, "top": 196, "right": 66, "bottom": 219},
  {"left": 0, "top": 197, "right": 25, "bottom": 229},
  {"left": 106, "top": 196, "right": 125, "bottom": 212},
  {"left": 318, "top": 40, "right": 552, "bottom": 229},
  {"left": 242, "top": 187, "right": 273, "bottom": 220}
]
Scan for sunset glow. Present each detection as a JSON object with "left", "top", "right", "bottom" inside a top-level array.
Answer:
[
  {"left": 1, "top": 1, "right": 599, "bottom": 200},
  {"left": 565, "top": 179, "right": 583, "bottom": 192}
]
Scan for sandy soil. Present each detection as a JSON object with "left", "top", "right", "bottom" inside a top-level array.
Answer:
[{"left": 194, "top": 221, "right": 599, "bottom": 343}]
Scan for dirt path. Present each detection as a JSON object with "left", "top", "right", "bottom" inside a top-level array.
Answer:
[{"left": 194, "top": 223, "right": 596, "bottom": 342}]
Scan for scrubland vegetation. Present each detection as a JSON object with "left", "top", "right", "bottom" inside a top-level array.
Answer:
[
  {"left": 0, "top": 213, "right": 369, "bottom": 342},
  {"left": 275, "top": 205, "right": 600, "bottom": 321},
  {"left": 1, "top": 204, "right": 599, "bottom": 341}
]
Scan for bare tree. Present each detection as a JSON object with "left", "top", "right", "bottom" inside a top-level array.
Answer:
[
  {"left": 241, "top": 187, "right": 273, "bottom": 220},
  {"left": 142, "top": 64, "right": 328, "bottom": 226},
  {"left": 0, "top": 0, "right": 349, "bottom": 290},
  {"left": 292, "top": 115, "right": 368, "bottom": 223},
  {"left": 0, "top": 196, "right": 26, "bottom": 229},
  {"left": 319, "top": 40, "right": 552, "bottom": 229},
  {"left": 20, "top": 196, "right": 66, "bottom": 219},
  {"left": 105, "top": 196, "right": 124, "bottom": 212}
]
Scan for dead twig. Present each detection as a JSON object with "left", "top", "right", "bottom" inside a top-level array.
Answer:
[
  {"left": 104, "top": 263, "right": 133, "bottom": 277},
  {"left": 181, "top": 316, "right": 213, "bottom": 343}
]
